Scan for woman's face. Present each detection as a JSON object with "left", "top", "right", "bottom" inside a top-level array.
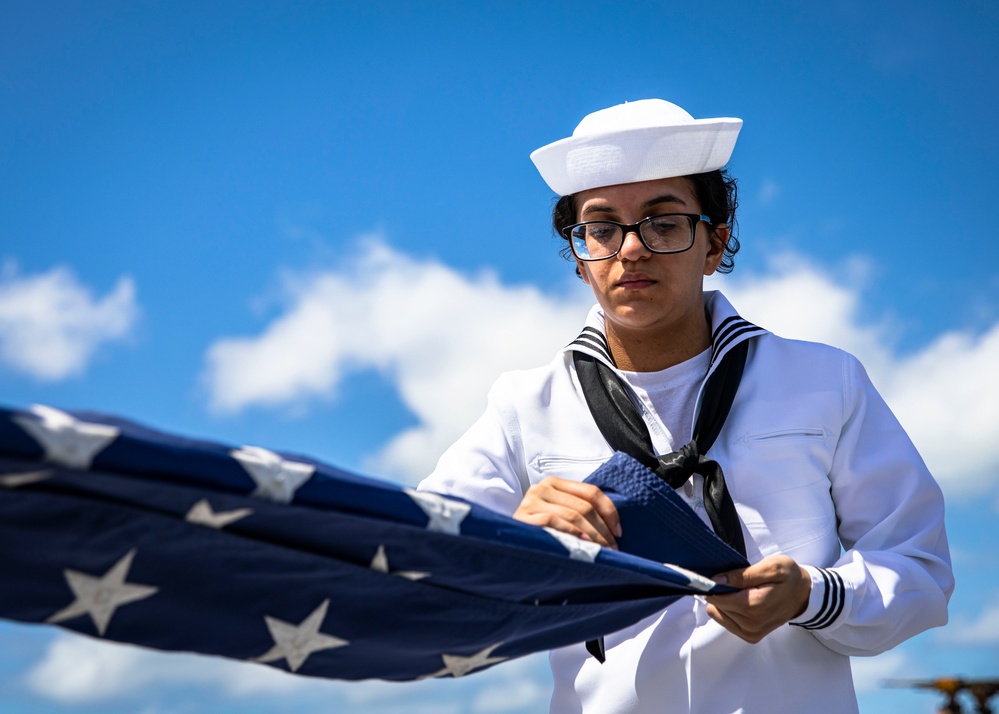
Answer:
[{"left": 574, "top": 176, "right": 726, "bottom": 341}]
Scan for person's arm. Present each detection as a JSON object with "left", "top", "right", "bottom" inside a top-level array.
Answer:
[
  {"left": 418, "top": 374, "right": 530, "bottom": 515},
  {"left": 421, "top": 371, "right": 622, "bottom": 547},
  {"left": 710, "top": 353, "right": 954, "bottom": 652}
]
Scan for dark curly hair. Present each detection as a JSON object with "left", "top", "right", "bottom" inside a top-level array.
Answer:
[{"left": 552, "top": 169, "right": 740, "bottom": 276}]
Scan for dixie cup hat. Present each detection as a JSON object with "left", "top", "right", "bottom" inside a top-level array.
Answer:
[{"left": 530, "top": 99, "right": 742, "bottom": 196}]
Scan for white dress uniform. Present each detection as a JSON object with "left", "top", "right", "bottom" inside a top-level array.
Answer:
[{"left": 419, "top": 291, "right": 953, "bottom": 714}]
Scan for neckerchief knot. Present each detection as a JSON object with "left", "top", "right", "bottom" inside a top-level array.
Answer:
[
  {"left": 656, "top": 440, "right": 703, "bottom": 489},
  {"left": 572, "top": 342, "right": 750, "bottom": 558}
]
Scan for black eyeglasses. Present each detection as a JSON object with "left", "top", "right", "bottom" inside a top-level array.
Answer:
[{"left": 561, "top": 213, "right": 711, "bottom": 261}]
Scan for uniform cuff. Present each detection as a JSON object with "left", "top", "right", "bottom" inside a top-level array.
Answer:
[{"left": 790, "top": 565, "right": 846, "bottom": 630}]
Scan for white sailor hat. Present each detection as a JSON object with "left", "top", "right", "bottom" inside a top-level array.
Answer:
[{"left": 530, "top": 99, "right": 742, "bottom": 196}]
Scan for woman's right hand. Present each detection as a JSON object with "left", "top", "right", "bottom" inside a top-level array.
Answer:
[{"left": 512, "top": 476, "right": 621, "bottom": 549}]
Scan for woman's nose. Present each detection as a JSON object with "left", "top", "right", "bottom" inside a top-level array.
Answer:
[{"left": 618, "top": 229, "right": 650, "bottom": 260}]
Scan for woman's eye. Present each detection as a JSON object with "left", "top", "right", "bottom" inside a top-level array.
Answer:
[
  {"left": 587, "top": 225, "right": 616, "bottom": 241},
  {"left": 650, "top": 218, "right": 681, "bottom": 233}
]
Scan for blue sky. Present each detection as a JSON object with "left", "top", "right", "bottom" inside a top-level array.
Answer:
[{"left": 1, "top": 1, "right": 997, "bottom": 712}]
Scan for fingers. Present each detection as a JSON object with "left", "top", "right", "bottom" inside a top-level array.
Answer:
[
  {"left": 513, "top": 477, "right": 621, "bottom": 549},
  {"left": 704, "top": 591, "right": 778, "bottom": 644},
  {"left": 713, "top": 555, "right": 797, "bottom": 589},
  {"left": 705, "top": 555, "right": 812, "bottom": 644},
  {"left": 704, "top": 601, "right": 765, "bottom": 643}
]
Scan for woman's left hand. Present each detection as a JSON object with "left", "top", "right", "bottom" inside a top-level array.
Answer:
[{"left": 704, "top": 554, "right": 812, "bottom": 643}]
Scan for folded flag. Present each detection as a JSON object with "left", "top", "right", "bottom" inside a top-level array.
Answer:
[{"left": 0, "top": 404, "right": 743, "bottom": 681}]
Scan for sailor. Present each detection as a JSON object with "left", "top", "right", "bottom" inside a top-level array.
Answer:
[{"left": 419, "top": 99, "right": 953, "bottom": 713}]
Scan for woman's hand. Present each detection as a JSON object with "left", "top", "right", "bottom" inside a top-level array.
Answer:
[
  {"left": 512, "top": 476, "right": 621, "bottom": 549},
  {"left": 704, "top": 554, "right": 812, "bottom": 643}
]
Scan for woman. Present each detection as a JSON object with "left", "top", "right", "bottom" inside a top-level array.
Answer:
[{"left": 419, "top": 99, "right": 953, "bottom": 713}]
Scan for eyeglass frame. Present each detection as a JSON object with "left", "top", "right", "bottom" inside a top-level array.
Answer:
[{"left": 561, "top": 213, "right": 713, "bottom": 261}]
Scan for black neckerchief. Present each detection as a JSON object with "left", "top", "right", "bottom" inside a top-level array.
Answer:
[
  {"left": 569, "top": 311, "right": 761, "bottom": 663},
  {"left": 573, "top": 342, "right": 748, "bottom": 557}
]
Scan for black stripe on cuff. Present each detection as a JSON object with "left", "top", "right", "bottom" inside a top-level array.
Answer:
[{"left": 794, "top": 568, "right": 846, "bottom": 630}]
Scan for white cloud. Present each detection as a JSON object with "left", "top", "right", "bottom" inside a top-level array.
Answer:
[
  {"left": 942, "top": 595, "right": 999, "bottom": 645},
  {"left": 708, "top": 254, "right": 890, "bottom": 374},
  {"left": 203, "top": 238, "right": 592, "bottom": 484},
  {"left": 25, "top": 634, "right": 323, "bottom": 703},
  {"left": 0, "top": 262, "right": 139, "bottom": 380},
  {"left": 204, "top": 241, "right": 999, "bottom": 497},
  {"left": 875, "top": 327, "right": 999, "bottom": 497},
  {"left": 715, "top": 255, "right": 999, "bottom": 498},
  {"left": 472, "top": 679, "right": 547, "bottom": 713},
  {"left": 26, "top": 630, "right": 551, "bottom": 712},
  {"left": 851, "top": 650, "right": 911, "bottom": 693}
]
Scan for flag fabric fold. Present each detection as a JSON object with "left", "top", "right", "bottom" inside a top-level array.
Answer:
[{"left": 0, "top": 404, "right": 743, "bottom": 681}]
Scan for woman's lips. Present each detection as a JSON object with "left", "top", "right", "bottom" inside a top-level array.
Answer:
[{"left": 616, "top": 274, "right": 657, "bottom": 290}]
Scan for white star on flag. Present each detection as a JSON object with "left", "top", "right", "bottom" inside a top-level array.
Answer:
[
  {"left": 252, "top": 598, "right": 349, "bottom": 672},
  {"left": 544, "top": 527, "right": 602, "bottom": 563},
  {"left": 231, "top": 445, "right": 315, "bottom": 503},
  {"left": 46, "top": 549, "right": 158, "bottom": 635},
  {"left": 13, "top": 404, "right": 119, "bottom": 469},
  {"left": 426, "top": 642, "right": 507, "bottom": 678},
  {"left": 185, "top": 499, "right": 253, "bottom": 529},
  {"left": 0, "top": 469, "right": 53, "bottom": 488},
  {"left": 403, "top": 489, "right": 471, "bottom": 535},
  {"left": 369, "top": 544, "right": 430, "bottom": 581}
]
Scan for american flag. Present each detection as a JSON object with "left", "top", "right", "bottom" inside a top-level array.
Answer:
[{"left": 0, "top": 404, "right": 745, "bottom": 681}]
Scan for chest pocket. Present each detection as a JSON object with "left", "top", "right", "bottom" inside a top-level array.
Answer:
[
  {"left": 529, "top": 454, "right": 610, "bottom": 486},
  {"left": 730, "top": 426, "right": 838, "bottom": 562},
  {"left": 734, "top": 427, "right": 829, "bottom": 492}
]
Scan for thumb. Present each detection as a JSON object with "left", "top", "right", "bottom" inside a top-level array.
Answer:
[{"left": 712, "top": 568, "right": 747, "bottom": 588}]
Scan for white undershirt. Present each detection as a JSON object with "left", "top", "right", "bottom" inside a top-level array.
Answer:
[
  {"left": 619, "top": 347, "right": 711, "bottom": 455},
  {"left": 619, "top": 347, "right": 712, "bottom": 510}
]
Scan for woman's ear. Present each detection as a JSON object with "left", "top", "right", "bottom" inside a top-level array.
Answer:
[
  {"left": 576, "top": 259, "right": 591, "bottom": 285},
  {"left": 704, "top": 225, "right": 728, "bottom": 276}
]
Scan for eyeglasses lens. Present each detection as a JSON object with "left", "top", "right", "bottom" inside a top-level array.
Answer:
[{"left": 570, "top": 215, "right": 694, "bottom": 260}]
